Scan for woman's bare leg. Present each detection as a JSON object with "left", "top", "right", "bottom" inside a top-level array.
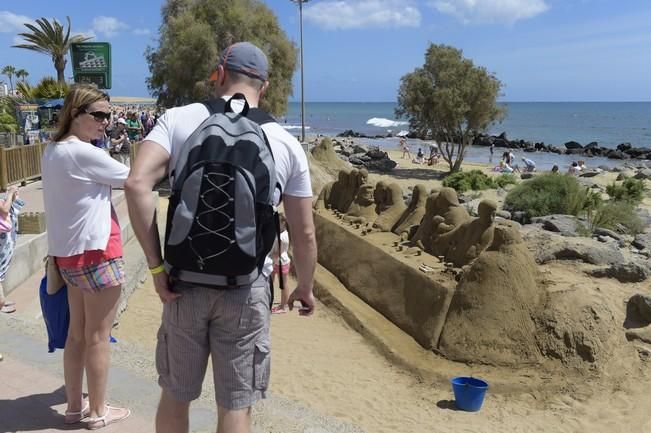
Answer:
[
  {"left": 83, "top": 285, "right": 121, "bottom": 418},
  {"left": 64, "top": 285, "right": 86, "bottom": 414}
]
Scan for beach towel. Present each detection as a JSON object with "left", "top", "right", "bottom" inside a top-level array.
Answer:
[
  {"left": 39, "top": 275, "right": 70, "bottom": 353},
  {"left": 0, "top": 197, "right": 25, "bottom": 282}
]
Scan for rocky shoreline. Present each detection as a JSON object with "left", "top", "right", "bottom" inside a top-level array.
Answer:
[{"left": 335, "top": 129, "right": 651, "bottom": 162}]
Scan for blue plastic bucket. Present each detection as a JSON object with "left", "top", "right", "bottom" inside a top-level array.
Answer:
[{"left": 450, "top": 377, "right": 489, "bottom": 412}]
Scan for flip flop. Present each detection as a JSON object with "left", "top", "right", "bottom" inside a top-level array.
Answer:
[
  {"left": 271, "top": 306, "right": 287, "bottom": 315},
  {"left": 1, "top": 304, "right": 16, "bottom": 314},
  {"left": 86, "top": 405, "right": 130, "bottom": 430},
  {"left": 65, "top": 400, "right": 90, "bottom": 424}
]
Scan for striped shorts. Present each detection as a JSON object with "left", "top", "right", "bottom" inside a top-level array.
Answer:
[
  {"left": 59, "top": 258, "right": 126, "bottom": 292},
  {"left": 156, "top": 275, "right": 271, "bottom": 410}
]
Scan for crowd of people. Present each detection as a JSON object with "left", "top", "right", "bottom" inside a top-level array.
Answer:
[
  {"left": 400, "top": 137, "right": 441, "bottom": 166},
  {"left": 2, "top": 41, "right": 316, "bottom": 433}
]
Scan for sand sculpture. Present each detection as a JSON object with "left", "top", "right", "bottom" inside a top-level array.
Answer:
[
  {"left": 428, "top": 188, "right": 471, "bottom": 256},
  {"left": 436, "top": 200, "right": 497, "bottom": 266},
  {"left": 343, "top": 183, "right": 377, "bottom": 223},
  {"left": 438, "top": 222, "right": 544, "bottom": 366},
  {"left": 315, "top": 168, "right": 370, "bottom": 213},
  {"left": 392, "top": 184, "right": 428, "bottom": 238},
  {"left": 372, "top": 182, "right": 407, "bottom": 232},
  {"left": 409, "top": 189, "right": 441, "bottom": 251}
]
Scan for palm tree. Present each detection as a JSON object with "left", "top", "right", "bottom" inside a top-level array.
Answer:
[
  {"left": 2, "top": 66, "right": 16, "bottom": 92},
  {"left": 12, "top": 16, "right": 91, "bottom": 84},
  {"left": 15, "top": 69, "right": 29, "bottom": 83}
]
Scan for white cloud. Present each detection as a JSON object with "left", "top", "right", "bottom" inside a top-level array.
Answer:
[
  {"left": 429, "top": 0, "right": 549, "bottom": 24},
  {"left": 91, "top": 16, "right": 128, "bottom": 37},
  {"left": 132, "top": 28, "right": 151, "bottom": 36},
  {"left": 73, "top": 29, "right": 97, "bottom": 40},
  {"left": 0, "top": 11, "right": 36, "bottom": 33},
  {"left": 303, "top": 0, "right": 421, "bottom": 30}
]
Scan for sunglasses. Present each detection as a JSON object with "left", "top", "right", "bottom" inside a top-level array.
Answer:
[{"left": 84, "top": 110, "right": 112, "bottom": 122}]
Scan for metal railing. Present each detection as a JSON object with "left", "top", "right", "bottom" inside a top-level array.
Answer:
[{"left": 0, "top": 141, "right": 142, "bottom": 191}]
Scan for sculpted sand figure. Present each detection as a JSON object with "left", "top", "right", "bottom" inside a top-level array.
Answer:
[
  {"left": 372, "top": 182, "right": 407, "bottom": 232},
  {"left": 409, "top": 189, "right": 441, "bottom": 251},
  {"left": 343, "top": 183, "right": 377, "bottom": 223},
  {"left": 438, "top": 222, "right": 544, "bottom": 366},
  {"left": 429, "top": 187, "right": 470, "bottom": 255},
  {"left": 437, "top": 200, "right": 497, "bottom": 266},
  {"left": 314, "top": 170, "right": 347, "bottom": 211},
  {"left": 392, "top": 184, "right": 428, "bottom": 238},
  {"left": 334, "top": 168, "right": 357, "bottom": 212}
]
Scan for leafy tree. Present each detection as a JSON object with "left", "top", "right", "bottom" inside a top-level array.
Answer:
[
  {"left": 147, "top": 0, "right": 297, "bottom": 116},
  {"left": 13, "top": 17, "right": 91, "bottom": 84},
  {"left": 33, "top": 77, "right": 69, "bottom": 99},
  {"left": 396, "top": 44, "right": 504, "bottom": 172},
  {"left": 0, "top": 97, "right": 19, "bottom": 132},
  {"left": 15, "top": 69, "right": 29, "bottom": 83},
  {"left": 16, "top": 81, "right": 34, "bottom": 100},
  {"left": 2, "top": 66, "right": 16, "bottom": 92}
]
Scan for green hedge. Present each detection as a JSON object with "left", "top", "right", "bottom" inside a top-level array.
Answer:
[{"left": 442, "top": 170, "right": 516, "bottom": 193}]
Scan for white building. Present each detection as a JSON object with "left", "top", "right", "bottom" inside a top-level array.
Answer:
[{"left": 0, "top": 82, "right": 8, "bottom": 97}]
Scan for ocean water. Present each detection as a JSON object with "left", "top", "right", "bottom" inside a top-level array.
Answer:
[{"left": 284, "top": 102, "right": 651, "bottom": 170}]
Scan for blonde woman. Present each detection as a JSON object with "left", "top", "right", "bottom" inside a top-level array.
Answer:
[{"left": 42, "top": 85, "right": 130, "bottom": 429}]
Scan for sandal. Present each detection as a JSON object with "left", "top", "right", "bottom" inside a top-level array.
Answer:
[
  {"left": 271, "top": 306, "right": 287, "bottom": 315},
  {"left": 65, "top": 400, "right": 90, "bottom": 424},
  {"left": 86, "top": 405, "right": 130, "bottom": 430},
  {"left": 1, "top": 304, "right": 16, "bottom": 314}
]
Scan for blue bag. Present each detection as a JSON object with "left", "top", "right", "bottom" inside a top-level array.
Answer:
[{"left": 39, "top": 275, "right": 69, "bottom": 353}]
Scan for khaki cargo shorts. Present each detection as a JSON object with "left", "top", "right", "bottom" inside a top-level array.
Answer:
[{"left": 156, "top": 275, "right": 271, "bottom": 410}]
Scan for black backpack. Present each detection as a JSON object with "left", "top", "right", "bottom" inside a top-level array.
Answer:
[{"left": 164, "top": 94, "right": 283, "bottom": 292}]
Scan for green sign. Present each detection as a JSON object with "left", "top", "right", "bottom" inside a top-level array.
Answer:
[{"left": 70, "top": 42, "right": 112, "bottom": 89}]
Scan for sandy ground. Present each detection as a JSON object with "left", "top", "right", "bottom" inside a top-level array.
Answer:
[{"left": 111, "top": 195, "right": 651, "bottom": 433}]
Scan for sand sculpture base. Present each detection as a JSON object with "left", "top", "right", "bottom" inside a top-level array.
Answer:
[{"left": 314, "top": 212, "right": 457, "bottom": 350}]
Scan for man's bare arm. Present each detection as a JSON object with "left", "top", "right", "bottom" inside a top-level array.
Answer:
[
  {"left": 124, "top": 140, "right": 179, "bottom": 303},
  {"left": 283, "top": 195, "right": 317, "bottom": 315}
]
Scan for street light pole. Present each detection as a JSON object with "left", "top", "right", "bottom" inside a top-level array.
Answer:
[{"left": 291, "top": 0, "right": 309, "bottom": 143}]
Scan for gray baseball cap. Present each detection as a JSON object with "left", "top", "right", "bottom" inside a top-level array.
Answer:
[{"left": 209, "top": 42, "right": 269, "bottom": 82}]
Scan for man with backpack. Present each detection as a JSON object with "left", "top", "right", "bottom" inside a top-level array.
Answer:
[{"left": 124, "top": 42, "right": 316, "bottom": 433}]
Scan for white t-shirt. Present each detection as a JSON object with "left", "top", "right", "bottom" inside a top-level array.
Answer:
[
  {"left": 145, "top": 99, "right": 312, "bottom": 275},
  {"left": 42, "top": 139, "right": 129, "bottom": 256}
]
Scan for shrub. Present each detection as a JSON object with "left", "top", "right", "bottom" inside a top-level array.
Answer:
[
  {"left": 606, "top": 178, "right": 646, "bottom": 205},
  {"left": 589, "top": 201, "right": 644, "bottom": 235},
  {"left": 442, "top": 170, "right": 513, "bottom": 193},
  {"left": 504, "top": 173, "right": 588, "bottom": 218}
]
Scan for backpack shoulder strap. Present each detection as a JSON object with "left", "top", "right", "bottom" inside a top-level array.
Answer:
[
  {"left": 203, "top": 98, "right": 227, "bottom": 115},
  {"left": 247, "top": 108, "right": 275, "bottom": 126}
]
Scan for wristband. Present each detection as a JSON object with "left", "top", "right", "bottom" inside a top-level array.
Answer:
[{"left": 149, "top": 264, "right": 166, "bottom": 275}]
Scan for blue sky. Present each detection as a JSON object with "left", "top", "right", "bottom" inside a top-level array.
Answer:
[{"left": 1, "top": 0, "right": 650, "bottom": 102}]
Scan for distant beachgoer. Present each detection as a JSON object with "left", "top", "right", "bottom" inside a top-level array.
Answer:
[
  {"left": 0, "top": 185, "right": 23, "bottom": 314},
  {"left": 551, "top": 165, "right": 559, "bottom": 173},
  {"left": 400, "top": 137, "right": 412, "bottom": 160},
  {"left": 522, "top": 157, "right": 536, "bottom": 172},
  {"left": 508, "top": 151, "right": 515, "bottom": 165},
  {"left": 577, "top": 160, "right": 586, "bottom": 172},
  {"left": 415, "top": 147, "right": 425, "bottom": 164},
  {"left": 568, "top": 161, "right": 579, "bottom": 175}
]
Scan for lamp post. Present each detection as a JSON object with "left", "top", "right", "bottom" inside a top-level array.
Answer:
[{"left": 291, "top": 0, "right": 309, "bottom": 143}]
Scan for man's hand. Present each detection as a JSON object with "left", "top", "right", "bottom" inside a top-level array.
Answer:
[
  {"left": 152, "top": 271, "right": 181, "bottom": 304},
  {"left": 287, "top": 285, "right": 315, "bottom": 316}
]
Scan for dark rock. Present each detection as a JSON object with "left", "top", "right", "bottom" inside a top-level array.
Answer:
[
  {"left": 606, "top": 150, "right": 629, "bottom": 160},
  {"left": 616, "top": 173, "right": 627, "bottom": 181},
  {"left": 365, "top": 158, "right": 397, "bottom": 172},
  {"left": 617, "top": 142, "right": 632, "bottom": 152},
  {"left": 348, "top": 157, "right": 365, "bottom": 166},
  {"left": 634, "top": 169, "right": 651, "bottom": 180},
  {"left": 512, "top": 211, "right": 527, "bottom": 224},
  {"left": 496, "top": 210, "right": 511, "bottom": 220},
  {"left": 589, "top": 263, "right": 650, "bottom": 283},
  {"left": 625, "top": 294, "right": 651, "bottom": 326},
  {"left": 531, "top": 214, "right": 583, "bottom": 237},
  {"left": 366, "top": 148, "right": 387, "bottom": 160},
  {"left": 565, "top": 148, "right": 585, "bottom": 155},
  {"left": 565, "top": 141, "right": 583, "bottom": 150},
  {"left": 579, "top": 171, "right": 601, "bottom": 178},
  {"left": 520, "top": 173, "right": 535, "bottom": 180},
  {"left": 593, "top": 227, "right": 623, "bottom": 241},
  {"left": 523, "top": 228, "right": 625, "bottom": 266},
  {"left": 585, "top": 141, "right": 599, "bottom": 149},
  {"left": 352, "top": 144, "right": 369, "bottom": 154},
  {"left": 633, "top": 233, "right": 651, "bottom": 250}
]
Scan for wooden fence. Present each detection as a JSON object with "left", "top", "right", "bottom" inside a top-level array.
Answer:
[
  {"left": 0, "top": 143, "right": 47, "bottom": 190},
  {"left": 0, "top": 141, "right": 142, "bottom": 191}
]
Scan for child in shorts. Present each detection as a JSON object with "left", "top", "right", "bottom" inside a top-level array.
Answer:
[{"left": 271, "top": 214, "right": 291, "bottom": 314}]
